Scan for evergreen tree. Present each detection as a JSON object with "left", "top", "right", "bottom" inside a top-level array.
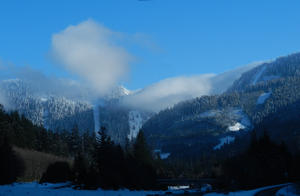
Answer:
[
  {"left": 73, "top": 152, "right": 88, "bottom": 187},
  {"left": 222, "top": 131, "right": 292, "bottom": 189},
  {"left": 69, "top": 124, "right": 81, "bottom": 156},
  {"left": 132, "top": 130, "right": 157, "bottom": 190},
  {"left": 133, "top": 130, "right": 153, "bottom": 165}
]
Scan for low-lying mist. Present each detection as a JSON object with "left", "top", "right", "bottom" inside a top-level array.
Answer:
[
  {"left": 0, "top": 60, "right": 263, "bottom": 113},
  {"left": 121, "top": 61, "right": 262, "bottom": 112}
]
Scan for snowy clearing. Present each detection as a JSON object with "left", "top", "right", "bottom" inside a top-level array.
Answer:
[
  {"left": 228, "top": 122, "right": 246, "bottom": 131},
  {"left": 160, "top": 152, "right": 171, "bottom": 159},
  {"left": 227, "top": 109, "right": 252, "bottom": 132},
  {"left": 257, "top": 92, "right": 271, "bottom": 105}
]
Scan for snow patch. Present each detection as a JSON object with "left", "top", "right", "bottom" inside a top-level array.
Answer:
[
  {"left": 257, "top": 92, "right": 271, "bottom": 105},
  {"left": 42, "top": 108, "right": 49, "bottom": 129},
  {"left": 168, "top": 185, "right": 190, "bottom": 190},
  {"left": 199, "top": 110, "right": 219, "bottom": 118},
  {"left": 154, "top": 149, "right": 171, "bottom": 159},
  {"left": 252, "top": 65, "right": 266, "bottom": 85},
  {"left": 228, "top": 122, "right": 246, "bottom": 131},
  {"left": 106, "top": 86, "right": 131, "bottom": 100},
  {"left": 214, "top": 136, "right": 235, "bottom": 150},
  {"left": 93, "top": 105, "right": 100, "bottom": 132},
  {"left": 40, "top": 97, "right": 48, "bottom": 102},
  {"left": 227, "top": 109, "right": 252, "bottom": 131},
  {"left": 160, "top": 153, "right": 171, "bottom": 159}
]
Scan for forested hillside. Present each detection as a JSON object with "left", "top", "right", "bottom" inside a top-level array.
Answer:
[
  {"left": 142, "top": 52, "right": 300, "bottom": 159},
  {"left": 0, "top": 79, "right": 94, "bottom": 132}
]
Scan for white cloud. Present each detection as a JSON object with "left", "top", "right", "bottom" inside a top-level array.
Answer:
[
  {"left": 122, "top": 74, "right": 214, "bottom": 112},
  {"left": 122, "top": 62, "right": 263, "bottom": 112},
  {"left": 209, "top": 61, "right": 264, "bottom": 94},
  {"left": 51, "top": 19, "right": 132, "bottom": 95}
]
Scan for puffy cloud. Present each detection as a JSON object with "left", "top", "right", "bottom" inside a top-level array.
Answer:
[{"left": 50, "top": 19, "right": 132, "bottom": 95}]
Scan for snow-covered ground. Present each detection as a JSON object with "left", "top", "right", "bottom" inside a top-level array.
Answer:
[
  {"left": 0, "top": 182, "right": 297, "bottom": 196},
  {"left": 227, "top": 109, "right": 252, "bottom": 132},
  {"left": 199, "top": 108, "right": 252, "bottom": 132},
  {"left": 214, "top": 136, "right": 235, "bottom": 150},
  {"left": 228, "top": 122, "right": 246, "bottom": 132},
  {"left": 0, "top": 182, "right": 165, "bottom": 196},
  {"left": 204, "top": 183, "right": 293, "bottom": 196},
  {"left": 276, "top": 184, "right": 299, "bottom": 196}
]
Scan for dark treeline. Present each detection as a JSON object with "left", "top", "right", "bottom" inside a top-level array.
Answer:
[
  {"left": 0, "top": 104, "right": 95, "bottom": 157},
  {"left": 0, "top": 135, "right": 25, "bottom": 184},
  {"left": 0, "top": 104, "right": 161, "bottom": 189},
  {"left": 40, "top": 127, "right": 160, "bottom": 190},
  {"left": 1, "top": 102, "right": 300, "bottom": 190},
  {"left": 216, "top": 129, "right": 300, "bottom": 190},
  {"left": 74, "top": 128, "right": 158, "bottom": 190}
]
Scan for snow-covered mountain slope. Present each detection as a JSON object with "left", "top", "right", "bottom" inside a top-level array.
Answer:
[
  {"left": 0, "top": 79, "right": 94, "bottom": 132},
  {"left": 128, "top": 110, "right": 143, "bottom": 140},
  {"left": 96, "top": 101, "right": 152, "bottom": 144},
  {"left": 104, "top": 86, "right": 131, "bottom": 100},
  {"left": 229, "top": 52, "right": 300, "bottom": 92},
  {"left": 0, "top": 79, "right": 151, "bottom": 142},
  {"left": 142, "top": 52, "right": 300, "bottom": 158}
]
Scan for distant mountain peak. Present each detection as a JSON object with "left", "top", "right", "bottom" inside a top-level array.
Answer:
[{"left": 104, "top": 85, "right": 131, "bottom": 100}]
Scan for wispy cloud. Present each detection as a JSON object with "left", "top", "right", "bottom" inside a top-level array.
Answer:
[
  {"left": 50, "top": 19, "right": 132, "bottom": 95},
  {"left": 122, "top": 62, "right": 262, "bottom": 112},
  {"left": 122, "top": 74, "right": 215, "bottom": 112}
]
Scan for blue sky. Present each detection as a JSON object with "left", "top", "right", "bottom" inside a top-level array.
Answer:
[{"left": 1, "top": 0, "right": 300, "bottom": 90}]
